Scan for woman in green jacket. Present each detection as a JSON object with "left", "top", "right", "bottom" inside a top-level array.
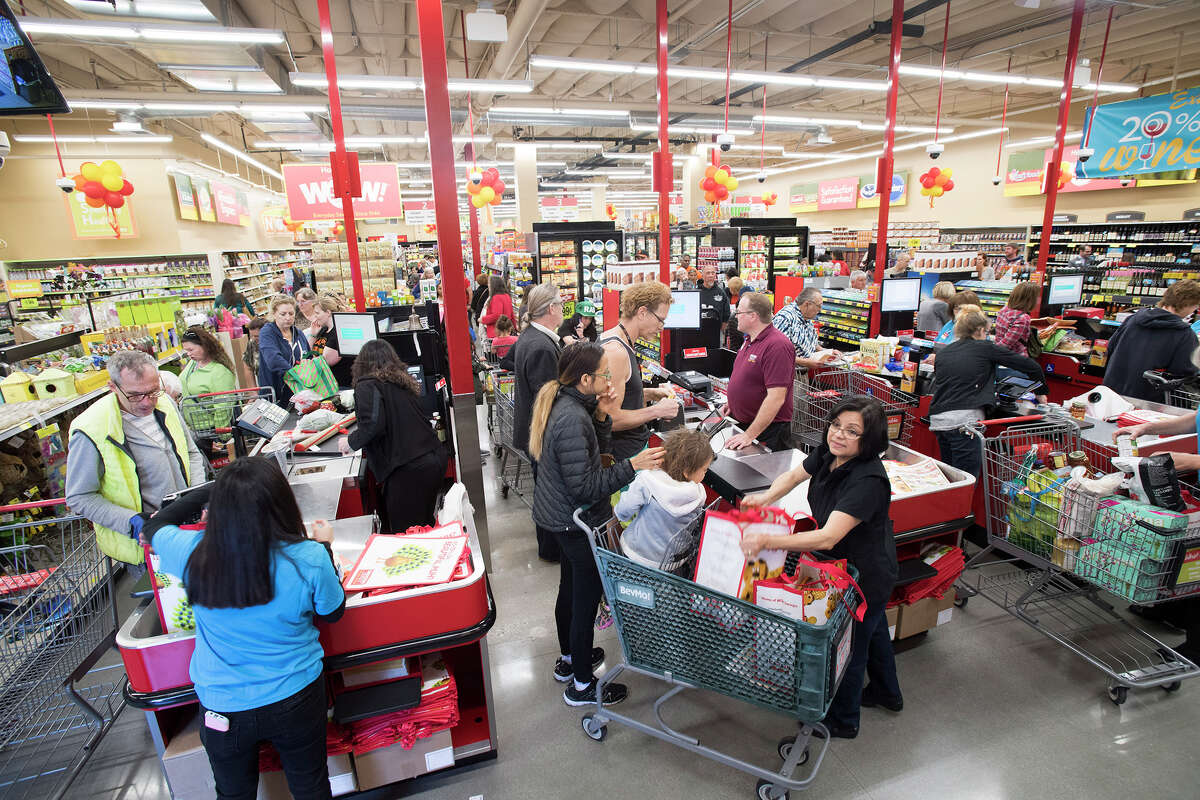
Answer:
[{"left": 179, "top": 327, "right": 237, "bottom": 439}]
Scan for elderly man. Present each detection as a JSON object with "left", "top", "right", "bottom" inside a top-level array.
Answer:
[
  {"left": 723, "top": 292, "right": 798, "bottom": 452},
  {"left": 773, "top": 287, "right": 837, "bottom": 370},
  {"left": 849, "top": 270, "right": 869, "bottom": 292},
  {"left": 66, "top": 350, "right": 207, "bottom": 564}
]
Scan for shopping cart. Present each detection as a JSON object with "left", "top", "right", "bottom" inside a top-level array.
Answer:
[
  {"left": 491, "top": 371, "right": 535, "bottom": 503},
  {"left": 0, "top": 500, "right": 124, "bottom": 800},
  {"left": 954, "top": 415, "right": 1200, "bottom": 705},
  {"left": 792, "top": 368, "right": 919, "bottom": 451},
  {"left": 1142, "top": 369, "right": 1200, "bottom": 411},
  {"left": 572, "top": 508, "right": 858, "bottom": 800},
  {"left": 179, "top": 386, "right": 277, "bottom": 464},
  {"left": 482, "top": 367, "right": 507, "bottom": 457}
]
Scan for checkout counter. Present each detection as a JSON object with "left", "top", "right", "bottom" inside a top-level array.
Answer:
[{"left": 116, "top": 431, "right": 497, "bottom": 796}]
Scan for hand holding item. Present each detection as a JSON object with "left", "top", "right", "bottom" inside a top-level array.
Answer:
[
  {"left": 630, "top": 446, "right": 666, "bottom": 471},
  {"left": 338, "top": 438, "right": 353, "bottom": 456},
  {"left": 654, "top": 397, "right": 681, "bottom": 419},
  {"left": 310, "top": 519, "right": 334, "bottom": 543},
  {"left": 725, "top": 431, "right": 754, "bottom": 451},
  {"left": 1112, "top": 423, "right": 1151, "bottom": 443},
  {"left": 741, "top": 531, "right": 767, "bottom": 557},
  {"left": 1035, "top": 394, "right": 1049, "bottom": 405},
  {"left": 129, "top": 514, "right": 145, "bottom": 537},
  {"left": 741, "top": 492, "right": 769, "bottom": 509},
  {"left": 1164, "top": 452, "right": 1200, "bottom": 471}
]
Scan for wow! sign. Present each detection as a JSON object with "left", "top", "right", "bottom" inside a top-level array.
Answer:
[{"left": 1078, "top": 86, "right": 1200, "bottom": 178}]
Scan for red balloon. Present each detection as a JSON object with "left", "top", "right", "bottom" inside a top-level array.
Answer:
[
  {"left": 483, "top": 167, "right": 500, "bottom": 185},
  {"left": 704, "top": 190, "right": 717, "bottom": 203},
  {"left": 83, "top": 181, "right": 105, "bottom": 199},
  {"left": 119, "top": 179, "right": 135, "bottom": 196},
  {"left": 919, "top": 175, "right": 934, "bottom": 188},
  {"left": 715, "top": 185, "right": 729, "bottom": 200},
  {"left": 492, "top": 180, "right": 506, "bottom": 196},
  {"left": 928, "top": 166, "right": 941, "bottom": 177},
  {"left": 943, "top": 179, "right": 955, "bottom": 191},
  {"left": 702, "top": 177, "right": 717, "bottom": 191},
  {"left": 105, "top": 193, "right": 125, "bottom": 208},
  {"left": 718, "top": 165, "right": 732, "bottom": 176}
]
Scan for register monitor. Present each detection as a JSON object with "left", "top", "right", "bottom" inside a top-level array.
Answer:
[
  {"left": 1048, "top": 273, "right": 1084, "bottom": 307},
  {"left": 333, "top": 312, "right": 379, "bottom": 356},
  {"left": 664, "top": 290, "right": 701, "bottom": 330},
  {"left": 880, "top": 277, "right": 922, "bottom": 313}
]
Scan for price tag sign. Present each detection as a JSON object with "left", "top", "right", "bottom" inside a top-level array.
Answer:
[
  {"left": 907, "top": 238, "right": 921, "bottom": 248},
  {"left": 6, "top": 280, "right": 43, "bottom": 298}
]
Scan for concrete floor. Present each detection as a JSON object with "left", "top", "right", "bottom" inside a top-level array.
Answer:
[{"left": 47, "top": 411, "right": 1200, "bottom": 799}]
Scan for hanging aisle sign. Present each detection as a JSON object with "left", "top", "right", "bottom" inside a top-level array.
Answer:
[
  {"left": 171, "top": 173, "right": 198, "bottom": 221},
  {"left": 284, "top": 163, "right": 404, "bottom": 221},
  {"left": 1077, "top": 86, "right": 1200, "bottom": 179}
]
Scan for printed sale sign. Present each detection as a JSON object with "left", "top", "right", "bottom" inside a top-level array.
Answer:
[
  {"left": 817, "top": 177, "right": 859, "bottom": 211},
  {"left": 284, "top": 163, "right": 404, "bottom": 221},
  {"left": 1078, "top": 86, "right": 1200, "bottom": 179}
]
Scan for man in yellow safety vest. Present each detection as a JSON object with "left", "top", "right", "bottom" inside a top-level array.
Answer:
[{"left": 66, "top": 349, "right": 207, "bottom": 564}]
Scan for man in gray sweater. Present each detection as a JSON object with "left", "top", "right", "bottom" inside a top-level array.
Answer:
[{"left": 66, "top": 349, "right": 207, "bottom": 564}]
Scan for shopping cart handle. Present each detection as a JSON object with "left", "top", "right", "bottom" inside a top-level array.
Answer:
[
  {"left": 1142, "top": 370, "right": 1187, "bottom": 389},
  {"left": 978, "top": 415, "right": 1045, "bottom": 427},
  {"left": 0, "top": 497, "right": 67, "bottom": 512},
  {"left": 191, "top": 387, "right": 271, "bottom": 399}
]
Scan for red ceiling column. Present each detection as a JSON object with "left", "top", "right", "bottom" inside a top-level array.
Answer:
[
  {"left": 1034, "top": 0, "right": 1087, "bottom": 310},
  {"left": 316, "top": 0, "right": 366, "bottom": 312},
  {"left": 869, "top": 0, "right": 906, "bottom": 339},
  {"left": 655, "top": 0, "right": 671, "bottom": 286}
]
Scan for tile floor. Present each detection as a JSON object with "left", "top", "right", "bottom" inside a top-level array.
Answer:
[{"left": 55, "top": 412, "right": 1200, "bottom": 799}]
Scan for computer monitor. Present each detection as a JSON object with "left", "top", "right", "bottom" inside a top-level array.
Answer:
[
  {"left": 333, "top": 312, "right": 379, "bottom": 356},
  {"left": 664, "top": 289, "right": 701, "bottom": 329},
  {"left": 1048, "top": 273, "right": 1084, "bottom": 307},
  {"left": 0, "top": 2, "right": 71, "bottom": 116},
  {"left": 880, "top": 278, "right": 922, "bottom": 313}
]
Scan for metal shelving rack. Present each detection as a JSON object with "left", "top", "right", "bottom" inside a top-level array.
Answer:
[{"left": 223, "top": 248, "right": 313, "bottom": 312}]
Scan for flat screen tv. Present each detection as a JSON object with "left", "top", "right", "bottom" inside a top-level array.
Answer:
[{"left": 0, "top": 2, "right": 71, "bottom": 116}]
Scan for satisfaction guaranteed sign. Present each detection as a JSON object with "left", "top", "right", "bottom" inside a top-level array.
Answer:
[{"left": 1078, "top": 86, "right": 1200, "bottom": 179}]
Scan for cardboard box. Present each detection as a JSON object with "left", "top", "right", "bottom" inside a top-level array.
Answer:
[
  {"left": 885, "top": 605, "right": 899, "bottom": 640},
  {"left": 353, "top": 728, "right": 455, "bottom": 790},
  {"left": 161, "top": 714, "right": 215, "bottom": 800},
  {"left": 894, "top": 596, "right": 938, "bottom": 639},
  {"left": 257, "top": 753, "right": 356, "bottom": 799},
  {"left": 341, "top": 657, "right": 411, "bottom": 689},
  {"left": 935, "top": 589, "right": 957, "bottom": 627}
]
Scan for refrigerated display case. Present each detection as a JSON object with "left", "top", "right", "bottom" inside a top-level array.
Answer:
[
  {"left": 533, "top": 221, "right": 624, "bottom": 318},
  {"left": 726, "top": 218, "right": 808, "bottom": 292},
  {"left": 670, "top": 227, "right": 713, "bottom": 265},
  {"left": 623, "top": 231, "right": 659, "bottom": 262}
]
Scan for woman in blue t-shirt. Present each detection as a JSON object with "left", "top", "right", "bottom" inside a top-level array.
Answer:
[{"left": 143, "top": 457, "right": 345, "bottom": 800}]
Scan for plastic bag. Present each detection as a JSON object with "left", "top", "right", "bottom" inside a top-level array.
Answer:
[{"left": 290, "top": 389, "right": 323, "bottom": 415}]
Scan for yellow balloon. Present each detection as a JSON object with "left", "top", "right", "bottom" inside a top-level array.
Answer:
[
  {"left": 101, "top": 174, "right": 124, "bottom": 192},
  {"left": 80, "top": 162, "right": 102, "bottom": 181},
  {"left": 941, "top": 168, "right": 953, "bottom": 179},
  {"left": 471, "top": 194, "right": 486, "bottom": 208},
  {"left": 727, "top": 178, "right": 740, "bottom": 191},
  {"left": 713, "top": 172, "right": 729, "bottom": 187},
  {"left": 931, "top": 186, "right": 944, "bottom": 197},
  {"left": 100, "top": 159, "right": 122, "bottom": 176},
  {"left": 478, "top": 186, "right": 495, "bottom": 204}
]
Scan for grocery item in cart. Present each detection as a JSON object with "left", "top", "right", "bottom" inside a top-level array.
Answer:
[
  {"left": 882, "top": 457, "right": 951, "bottom": 495},
  {"left": 1005, "top": 466, "right": 1066, "bottom": 560},
  {"left": 1113, "top": 454, "right": 1185, "bottom": 511},
  {"left": 752, "top": 556, "right": 863, "bottom": 626},
  {"left": 342, "top": 525, "right": 468, "bottom": 591},
  {"left": 694, "top": 507, "right": 790, "bottom": 601}
]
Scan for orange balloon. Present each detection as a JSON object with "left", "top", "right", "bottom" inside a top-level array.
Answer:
[
  {"left": 704, "top": 190, "right": 717, "bottom": 203},
  {"left": 85, "top": 195, "right": 106, "bottom": 208},
  {"left": 704, "top": 165, "right": 717, "bottom": 179},
  {"left": 73, "top": 174, "right": 87, "bottom": 190},
  {"left": 465, "top": 181, "right": 481, "bottom": 195}
]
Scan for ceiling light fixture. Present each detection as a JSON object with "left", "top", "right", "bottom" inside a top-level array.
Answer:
[
  {"left": 753, "top": 114, "right": 951, "bottom": 134},
  {"left": 497, "top": 141, "right": 606, "bottom": 150},
  {"left": 19, "top": 18, "right": 284, "bottom": 44},
  {"left": 200, "top": 133, "right": 283, "bottom": 180},
  {"left": 897, "top": 63, "right": 1136, "bottom": 93},
  {"left": 290, "top": 72, "right": 533, "bottom": 94},
  {"left": 12, "top": 134, "right": 174, "bottom": 143},
  {"left": 492, "top": 106, "right": 631, "bottom": 117}
]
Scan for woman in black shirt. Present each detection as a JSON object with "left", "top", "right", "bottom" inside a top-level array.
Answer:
[{"left": 741, "top": 396, "right": 900, "bottom": 740}]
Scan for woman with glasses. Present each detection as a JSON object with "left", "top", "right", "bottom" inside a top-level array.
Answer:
[
  {"left": 599, "top": 282, "right": 683, "bottom": 460},
  {"left": 527, "top": 341, "right": 664, "bottom": 708},
  {"left": 258, "top": 295, "right": 311, "bottom": 406},
  {"left": 740, "top": 396, "right": 901, "bottom": 740},
  {"left": 179, "top": 327, "right": 237, "bottom": 438}
]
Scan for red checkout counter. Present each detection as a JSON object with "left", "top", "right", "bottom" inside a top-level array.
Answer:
[{"left": 116, "top": 454, "right": 497, "bottom": 798}]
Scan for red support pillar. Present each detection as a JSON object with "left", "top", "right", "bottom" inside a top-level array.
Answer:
[
  {"left": 869, "top": 0, "right": 906, "bottom": 338},
  {"left": 656, "top": 0, "right": 671, "bottom": 286},
  {"left": 316, "top": 0, "right": 366, "bottom": 312},
  {"left": 1035, "top": 0, "right": 1087, "bottom": 310},
  {"left": 468, "top": 204, "right": 483, "bottom": 278}
]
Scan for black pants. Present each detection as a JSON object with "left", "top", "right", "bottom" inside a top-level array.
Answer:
[
  {"left": 554, "top": 529, "right": 604, "bottom": 684},
  {"left": 529, "top": 458, "right": 561, "bottom": 561},
  {"left": 380, "top": 452, "right": 445, "bottom": 533},
  {"left": 199, "top": 677, "right": 331, "bottom": 800},
  {"left": 825, "top": 595, "right": 901, "bottom": 730},
  {"left": 739, "top": 419, "right": 793, "bottom": 452},
  {"left": 935, "top": 428, "right": 982, "bottom": 477}
]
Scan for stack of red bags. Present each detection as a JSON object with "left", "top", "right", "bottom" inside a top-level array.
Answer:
[
  {"left": 895, "top": 544, "right": 965, "bottom": 605},
  {"left": 258, "top": 719, "right": 353, "bottom": 771},
  {"left": 349, "top": 652, "right": 460, "bottom": 753}
]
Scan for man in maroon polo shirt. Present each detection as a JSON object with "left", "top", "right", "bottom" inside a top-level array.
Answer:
[{"left": 722, "top": 292, "right": 796, "bottom": 451}]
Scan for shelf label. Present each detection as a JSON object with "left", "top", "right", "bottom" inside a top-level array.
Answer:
[
  {"left": 1106, "top": 211, "right": 1146, "bottom": 222},
  {"left": 1052, "top": 214, "right": 1078, "bottom": 223},
  {"left": 6, "top": 280, "right": 43, "bottom": 298},
  {"left": 682, "top": 347, "right": 708, "bottom": 359}
]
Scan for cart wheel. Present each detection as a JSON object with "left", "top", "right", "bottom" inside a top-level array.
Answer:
[
  {"left": 494, "top": 445, "right": 503, "bottom": 457},
  {"left": 1162, "top": 681, "right": 1182, "bottom": 693},
  {"left": 755, "top": 779, "right": 789, "bottom": 800},
  {"left": 1107, "top": 685, "right": 1128, "bottom": 705},
  {"left": 776, "top": 736, "right": 810, "bottom": 766},
  {"left": 581, "top": 714, "right": 607, "bottom": 742},
  {"left": 501, "top": 485, "right": 510, "bottom": 498},
  {"left": 954, "top": 596, "right": 968, "bottom": 609}
]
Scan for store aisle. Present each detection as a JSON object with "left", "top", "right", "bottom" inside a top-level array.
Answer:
[{"left": 73, "top": 410, "right": 1200, "bottom": 800}]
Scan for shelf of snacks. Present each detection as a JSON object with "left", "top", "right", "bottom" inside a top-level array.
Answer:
[
  {"left": 224, "top": 248, "right": 312, "bottom": 311},
  {"left": 506, "top": 252, "right": 535, "bottom": 305},
  {"left": 953, "top": 279, "right": 1020, "bottom": 318},
  {"left": 874, "top": 220, "right": 941, "bottom": 249},
  {"left": 308, "top": 242, "right": 395, "bottom": 304},
  {"left": 696, "top": 245, "right": 736, "bottom": 281},
  {"left": 816, "top": 289, "right": 872, "bottom": 349}
]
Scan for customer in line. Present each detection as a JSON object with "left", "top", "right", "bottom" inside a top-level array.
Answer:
[
  {"left": 973, "top": 252, "right": 995, "bottom": 281},
  {"left": 258, "top": 294, "right": 311, "bottom": 406},
  {"left": 243, "top": 317, "right": 266, "bottom": 383},
  {"left": 528, "top": 341, "right": 664, "bottom": 707},
  {"left": 600, "top": 282, "right": 682, "bottom": 460},
  {"left": 741, "top": 396, "right": 900, "bottom": 740},
  {"left": 886, "top": 251, "right": 911, "bottom": 277},
  {"left": 849, "top": 270, "right": 869, "bottom": 292},
  {"left": 294, "top": 287, "right": 318, "bottom": 330},
  {"left": 929, "top": 311, "right": 1047, "bottom": 476},
  {"left": 66, "top": 349, "right": 207, "bottom": 564},
  {"left": 178, "top": 327, "right": 237, "bottom": 437},
  {"left": 1103, "top": 279, "right": 1200, "bottom": 402},
  {"left": 480, "top": 276, "right": 515, "bottom": 339},
  {"left": 724, "top": 292, "right": 798, "bottom": 451},
  {"left": 994, "top": 282, "right": 1052, "bottom": 357},
  {"left": 830, "top": 250, "right": 850, "bottom": 276},
  {"left": 557, "top": 312, "right": 597, "bottom": 346},
  {"left": 917, "top": 281, "right": 956, "bottom": 334},
  {"left": 340, "top": 339, "right": 447, "bottom": 532},
  {"left": 933, "top": 291, "right": 982, "bottom": 344},
  {"left": 143, "top": 458, "right": 344, "bottom": 800},
  {"left": 214, "top": 279, "right": 255, "bottom": 318},
  {"left": 469, "top": 272, "right": 490, "bottom": 324},
  {"left": 773, "top": 287, "right": 838, "bottom": 369},
  {"left": 490, "top": 315, "right": 519, "bottom": 359},
  {"left": 304, "top": 295, "right": 353, "bottom": 388}
]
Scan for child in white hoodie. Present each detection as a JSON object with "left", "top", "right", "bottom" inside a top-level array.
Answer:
[{"left": 617, "top": 428, "right": 714, "bottom": 568}]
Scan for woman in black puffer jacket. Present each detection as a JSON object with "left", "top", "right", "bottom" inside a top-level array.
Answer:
[{"left": 529, "top": 341, "right": 663, "bottom": 709}]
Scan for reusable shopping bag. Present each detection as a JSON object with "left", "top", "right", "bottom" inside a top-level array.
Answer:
[
  {"left": 693, "top": 506, "right": 792, "bottom": 601},
  {"left": 284, "top": 355, "right": 339, "bottom": 399},
  {"left": 752, "top": 555, "right": 866, "bottom": 626}
]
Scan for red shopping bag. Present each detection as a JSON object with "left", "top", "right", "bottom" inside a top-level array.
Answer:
[
  {"left": 693, "top": 506, "right": 794, "bottom": 601},
  {"left": 752, "top": 554, "right": 866, "bottom": 625}
]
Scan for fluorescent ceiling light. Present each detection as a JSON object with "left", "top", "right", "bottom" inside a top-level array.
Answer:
[
  {"left": 68, "top": 100, "right": 143, "bottom": 111},
  {"left": 446, "top": 79, "right": 533, "bottom": 93},
  {"left": 1005, "top": 131, "right": 1082, "bottom": 149},
  {"left": 491, "top": 106, "right": 631, "bottom": 117},
  {"left": 290, "top": 72, "right": 533, "bottom": 93},
  {"left": 143, "top": 102, "right": 240, "bottom": 112},
  {"left": 246, "top": 111, "right": 312, "bottom": 122},
  {"left": 17, "top": 20, "right": 133, "bottom": 38},
  {"left": 158, "top": 64, "right": 263, "bottom": 73},
  {"left": 629, "top": 123, "right": 755, "bottom": 136},
  {"left": 564, "top": 169, "right": 647, "bottom": 177},
  {"left": 19, "top": 18, "right": 283, "bottom": 43},
  {"left": 539, "top": 182, "right": 599, "bottom": 188},
  {"left": 66, "top": 0, "right": 216, "bottom": 21},
  {"left": 754, "top": 114, "right": 950, "bottom": 134},
  {"left": 451, "top": 134, "right": 492, "bottom": 143},
  {"left": 496, "top": 141, "right": 606, "bottom": 150},
  {"left": 897, "top": 64, "right": 1136, "bottom": 93},
  {"left": 201, "top": 132, "right": 283, "bottom": 180},
  {"left": 602, "top": 152, "right": 653, "bottom": 160},
  {"left": 12, "top": 134, "right": 173, "bottom": 143}
]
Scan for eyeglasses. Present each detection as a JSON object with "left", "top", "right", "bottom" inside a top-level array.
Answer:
[
  {"left": 115, "top": 382, "right": 164, "bottom": 404},
  {"left": 829, "top": 421, "right": 863, "bottom": 440},
  {"left": 734, "top": 309, "right": 757, "bottom": 317},
  {"left": 590, "top": 370, "right": 612, "bottom": 381},
  {"left": 645, "top": 308, "right": 667, "bottom": 325}
]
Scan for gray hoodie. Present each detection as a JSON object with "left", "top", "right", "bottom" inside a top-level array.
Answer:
[{"left": 616, "top": 469, "right": 707, "bottom": 567}]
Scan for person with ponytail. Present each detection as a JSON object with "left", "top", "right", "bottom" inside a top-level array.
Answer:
[{"left": 529, "top": 341, "right": 664, "bottom": 707}]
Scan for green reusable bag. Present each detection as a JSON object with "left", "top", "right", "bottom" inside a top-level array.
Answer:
[{"left": 284, "top": 355, "right": 338, "bottom": 399}]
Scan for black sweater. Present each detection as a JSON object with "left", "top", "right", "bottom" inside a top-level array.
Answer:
[
  {"left": 930, "top": 338, "right": 1044, "bottom": 416},
  {"left": 1102, "top": 307, "right": 1198, "bottom": 402},
  {"left": 510, "top": 326, "right": 561, "bottom": 455},
  {"left": 347, "top": 377, "right": 446, "bottom": 482}
]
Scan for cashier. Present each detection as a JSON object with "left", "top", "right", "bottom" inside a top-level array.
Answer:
[
  {"left": 66, "top": 349, "right": 207, "bottom": 565},
  {"left": 741, "top": 396, "right": 900, "bottom": 739},
  {"left": 142, "top": 458, "right": 344, "bottom": 800},
  {"left": 723, "top": 292, "right": 798, "bottom": 451},
  {"left": 697, "top": 263, "right": 731, "bottom": 350}
]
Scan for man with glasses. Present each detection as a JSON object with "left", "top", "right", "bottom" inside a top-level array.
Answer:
[
  {"left": 723, "top": 293, "right": 798, "bottom": 452},
  {"left": 773, "top": 287, "right": 838, "bottom": 370},
  {"left": 66, "top": 349, "right": 207, "bottom": 564}
]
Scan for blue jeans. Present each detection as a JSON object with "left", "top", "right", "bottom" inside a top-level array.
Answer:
[
  {"left": 825, "top": 597, "right": 901, "bottom": 730},
  {"left": 935, "top": 428, "right": 982, "bottom": 478}
]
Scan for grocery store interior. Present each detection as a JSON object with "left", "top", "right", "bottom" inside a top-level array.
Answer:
[{"left": 2, "top": 0, "right": 1200, "bottom": 798}]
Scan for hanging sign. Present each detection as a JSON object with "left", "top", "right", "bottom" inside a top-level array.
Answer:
[
  {"left": 857, "top": 171, "right": 908, "bottom": 208},
  {"left": 788, "top": 183, "right": 819, "bottom": 213},
  {"left": 284, "top": 163, "right": 404, "bottom": 221},
  {"left": 193, "top": 177, "right": 217, "bottom": 222},
  {"left": 64, "top": 192, "right": 136, "bottom": 239},
  {"left": 817, "top": 177, "right": 859, "bottom": 211},
  {"left": 1043, "top": 144, "right": 1128, "bottom": 194},
  {"left": 1106, "top": 210, "right": 1146, "bottom": 222},
  {"left": 1052, "top": 213, "right": 1079, "bottom": 223},
  {"left": 212, "top": 181, "right": 241, "bottom": 225},
  {"left": 171, "top": 173, "right": 198, "bottom": 221},
  {"left": 1077, "top": 86, "right": 1200, "bottom": 179}
]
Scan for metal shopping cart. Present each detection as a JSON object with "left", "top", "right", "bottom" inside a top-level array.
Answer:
[
  {"left": 955, "top": 415, "right": 1200, "bottom": 704},
  {"left": 1143, "top": 369, "right": 1200, "bottom": 411},
  {"left": 491, "top": 370, "right": 535, "bottom": 503},
  {"left": 572, "top": 508, "right": 859, "bottom": 800},
  {"left": 179, "top": 386, "right": 277, "bottom": 465},
  {"left": 0, "top": 500, "right": 124, "bottom": 800},
  {"left": 792, "top": 368, "right": 919, "bottom": 451}
]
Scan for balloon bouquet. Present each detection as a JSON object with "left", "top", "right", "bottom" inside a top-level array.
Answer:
[
  {"left": 72, "top": 159, "right": 135, "bottom": 237},
  {"left": 700, "top": 164, "right": 739, "bottom": 204},
  {"left": 761, "top": 191, "right": 778, "bottom": 207},
  {"left": 918, "top": 167, "right": 955, "bottom": 207},
  {"left": 466, "top": 167, "right": 506, "bottom": 209}
]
